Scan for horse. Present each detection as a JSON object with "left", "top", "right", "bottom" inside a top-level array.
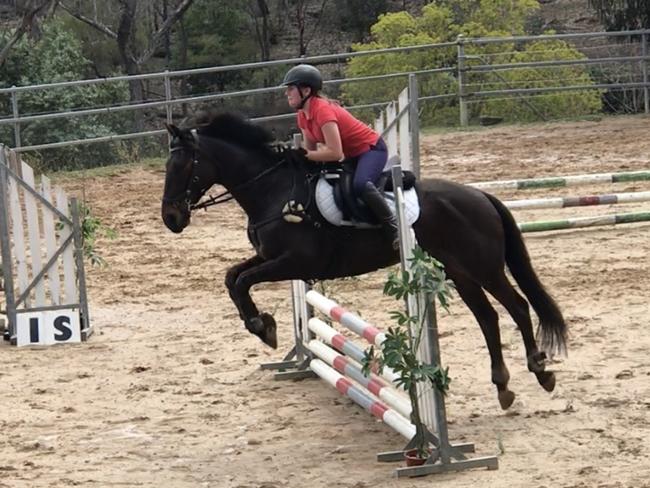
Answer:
[{"left": 160, "top": 111, "right": 567, "bottom": 410}]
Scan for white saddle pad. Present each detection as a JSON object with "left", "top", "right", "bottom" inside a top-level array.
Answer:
[{"left": 315, "top": 178, "right": 420, "bottom": 227}]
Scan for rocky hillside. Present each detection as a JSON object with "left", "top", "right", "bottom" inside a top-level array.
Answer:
[{"left": 538, "top": 0, "right": 601, "bottom": 33}]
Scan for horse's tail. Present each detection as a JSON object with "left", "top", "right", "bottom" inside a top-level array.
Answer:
[{"left": 484, "top": 192, "right": 568, "bottom": 357}]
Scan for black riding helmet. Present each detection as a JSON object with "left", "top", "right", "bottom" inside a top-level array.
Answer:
[{"left": 281, "top": 64, "right": 323, "bottom": 91}]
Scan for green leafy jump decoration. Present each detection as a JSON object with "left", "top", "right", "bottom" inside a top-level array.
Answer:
[{"left": 363, "top": 246, "right": 454, "bottom": 458}]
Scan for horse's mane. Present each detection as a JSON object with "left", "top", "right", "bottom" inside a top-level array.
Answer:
[{"left": 191, "top": 111, "right": 275, "bottom": 156}]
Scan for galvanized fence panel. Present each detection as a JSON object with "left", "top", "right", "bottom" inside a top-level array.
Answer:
[
  {"left": 0, "top": 29, "right": 648, "bottom": 153},
  {"left": 459, "top": 30, "right": 650, "bottom": 126}
]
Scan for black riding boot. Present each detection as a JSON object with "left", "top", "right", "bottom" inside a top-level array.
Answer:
[{"left": 361, "top": 181, "right": 400, "bottom": 250}]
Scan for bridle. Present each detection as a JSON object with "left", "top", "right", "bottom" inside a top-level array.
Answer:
[
  {"left": 162, "top": 129, "right": 289, "bottom": 212},
  {"left": 162, "top": 129, "right": 210, "bottom": 210}
]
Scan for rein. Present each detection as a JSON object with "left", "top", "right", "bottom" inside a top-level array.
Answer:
[{"left": 192, "top": 159, "right": 287, "bottom": 211}]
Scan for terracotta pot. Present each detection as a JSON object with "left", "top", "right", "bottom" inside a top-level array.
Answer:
[{"left": 404, "top": 448, "right": 429, "bottom": 467}]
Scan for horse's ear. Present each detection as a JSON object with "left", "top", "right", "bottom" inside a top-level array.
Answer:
[{"left": 165, "top": 123, "right": 182, "bottom": 139}]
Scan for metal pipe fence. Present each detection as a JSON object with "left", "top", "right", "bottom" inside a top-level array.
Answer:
[{"left": 1, "top": 28, "right": 649, "bottom": 156}]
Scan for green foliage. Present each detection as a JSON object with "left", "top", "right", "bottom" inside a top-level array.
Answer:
[
  {"left": 342, "top": 1, "right": 601, "bottom": 126},
  {"left": 173, "top": 0, "right": 255, "bottom": 68},
  {"left": 382, "top": 247, "right": 454, "bottom": 309},
  {"left": 369, "top": 323, "right": 451, "bottom": 393},
  {"left": 60, "top": 14, "right": 122, "bottom": 77},
  {"left": 341, "top": 4, "right": 453, "bottom": 109},
  {"left": 170, "top": 0, "right": 264, "bottom": 102},
  {"left": 362, "top": 247, "right": 453, "bottom": 457},
  {"left": 77, "top": 202, "right": 117, "bottom": 268},
  {"left": 54, "top": 200, "right": 116, "bottom": 267},
  {"left": 455, "top": 0, "right": 540, "bottom": 36},
  {"left": 475, "top": 39, "right": 603, "bottom": 122},
  {"left": 166, "top": 0, "right": 293, "bottom": 116},
  {"left": 0, "top": 20, "right": 129, "bottom": 170}
]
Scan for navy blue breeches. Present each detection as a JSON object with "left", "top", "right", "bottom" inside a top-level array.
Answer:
[{"left": 352, "top": 138, "right": 388, "bottom": 195}]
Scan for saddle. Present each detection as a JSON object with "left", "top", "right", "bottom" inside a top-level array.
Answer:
[
  {"left": 280, "top": 150, "right": 420, "bottom": 228},
  {"left": 321, "top": 155, "right": 417, "bottom": 224}
]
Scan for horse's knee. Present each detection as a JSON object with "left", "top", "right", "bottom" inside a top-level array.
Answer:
[
  {"left": 231, "top": 275, "right": 260, "bottom": 319},
  {"left": 225, "top": 268, "right": 239, "bottom": 290},
  {"left": 233, "top": 274, "right": 251, "bottom": 295}
]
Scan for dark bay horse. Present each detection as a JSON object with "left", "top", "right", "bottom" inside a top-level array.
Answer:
[{"left": 161, "top": 112, "right": 567, "bottom": 410}]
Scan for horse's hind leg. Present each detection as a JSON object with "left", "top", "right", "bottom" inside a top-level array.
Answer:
[
  {"left": 484, "top": 273, "right": 555, "bottom": 393},
  {"left": 453, "top": 276, "right": 515, "bottom": 410}
]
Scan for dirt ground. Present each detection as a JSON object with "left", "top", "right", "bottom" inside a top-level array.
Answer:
[{"left": 1, "top": 115, "right": 649, "bottom": 488}]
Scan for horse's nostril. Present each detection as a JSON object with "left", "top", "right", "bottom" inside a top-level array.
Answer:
[{"left": 162, "top": 206, "right": 189, "bottom": 233}]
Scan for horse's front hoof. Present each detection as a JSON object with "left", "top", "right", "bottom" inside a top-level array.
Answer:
[
  {"left": 498, "top": 389, "right": 516, "bottom": 410},
  {"left": 259, "top": 312, "right": 277, "bottom": 349},
  {"left": 537, "top": 371, "right": 556, "bottom": 392},
  {"left": 246, "top": 314, "right": 278, "bottom": 349}
]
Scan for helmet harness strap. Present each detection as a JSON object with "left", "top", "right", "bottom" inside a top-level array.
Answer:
[{"left": 296, "top": 85, "right": 313, "bottom": 110}]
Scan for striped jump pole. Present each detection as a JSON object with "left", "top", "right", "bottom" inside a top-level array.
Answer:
[
  {"left": 305, "top": 292, "right": 435, "bottom": 426},
  {"left": 469, "top": 170, "right": 650, "bottom": 192},
  {"left": 306, "top": 339, "right": 412, "bottom": 419},
  {"left": 504, "top": 190, "right": 650, "bottom": 210},
  {"left": 519, "top": 211, "right": 650, "bottom": 233},
  {"left": 308, "top": 317, "right": 401, "bottom": 386},
  {"left": 310, "top": 358, "right": 416, "bottom": 440},
  {"left": 306, "top": 290, "right": 386, "bottom": 348}
]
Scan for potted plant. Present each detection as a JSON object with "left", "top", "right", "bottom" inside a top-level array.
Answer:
[{"left": 363, "top": 246, "right": 454, "bottom": 465}]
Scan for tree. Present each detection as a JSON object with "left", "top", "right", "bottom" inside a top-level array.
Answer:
[
  {"left": 288, "top": 0, "right": 330, "bottom": 56},
  {"left": 0, "top": 20, "right": 129, "bottom": 170},
  {"left": 343, "top": 1, "right": 600, "bottom": 126},
  {"left": 59, "top": 0, "right": 195, "bottom": 131},
  {"left": 480, "top": 39, "right": 602, "bottom": 122},
  {"left": 0, "top": 0, "right": 57, "bottom": 68},
  {"left": 588, "top": 0, "right": 650, "bottom": 31},
  {"left": 334, "top": 0, "right": 387, "bottom": 42},
  {"left": 170, "top": 1, "right": 260, "bottom": 95},
  {"left": 249, "top": 0, "right": 271, "bottom": 61}
]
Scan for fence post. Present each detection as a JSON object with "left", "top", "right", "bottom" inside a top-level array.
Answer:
[
  {"left": 290, "top": 133, "right": 313, "bottom": 360},
  {"left": 457, "top": 35, "right": 469, "bottom": 127},
  {"left": 408, "top": 74, "right": 420, "bottom": 179},
  {"left": 642, "top": 33, "right": 649, "bottom": 115},
  {"left": 0, "top": 156, "right": 17, "bottom": 340},
  {"left": 70, "top": 198, "right": 92, "bottom": 339},
  {"left": 423, "top": 287, "right": 451, "bottom": 464},
  {"left": 11, "top": 87, "right": 21, "bottom": 148},
  {"left": 164, "top": 70, "right": 173, "bottom": 143}
]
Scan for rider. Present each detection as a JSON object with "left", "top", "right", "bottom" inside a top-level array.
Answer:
[{"left": 281, "top": 63, "right": 399, "bottom": 249}]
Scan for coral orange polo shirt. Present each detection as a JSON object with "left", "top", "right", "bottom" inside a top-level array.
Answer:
[{"left": 297, "top": 96, "right": 379, "bottom": 158}]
